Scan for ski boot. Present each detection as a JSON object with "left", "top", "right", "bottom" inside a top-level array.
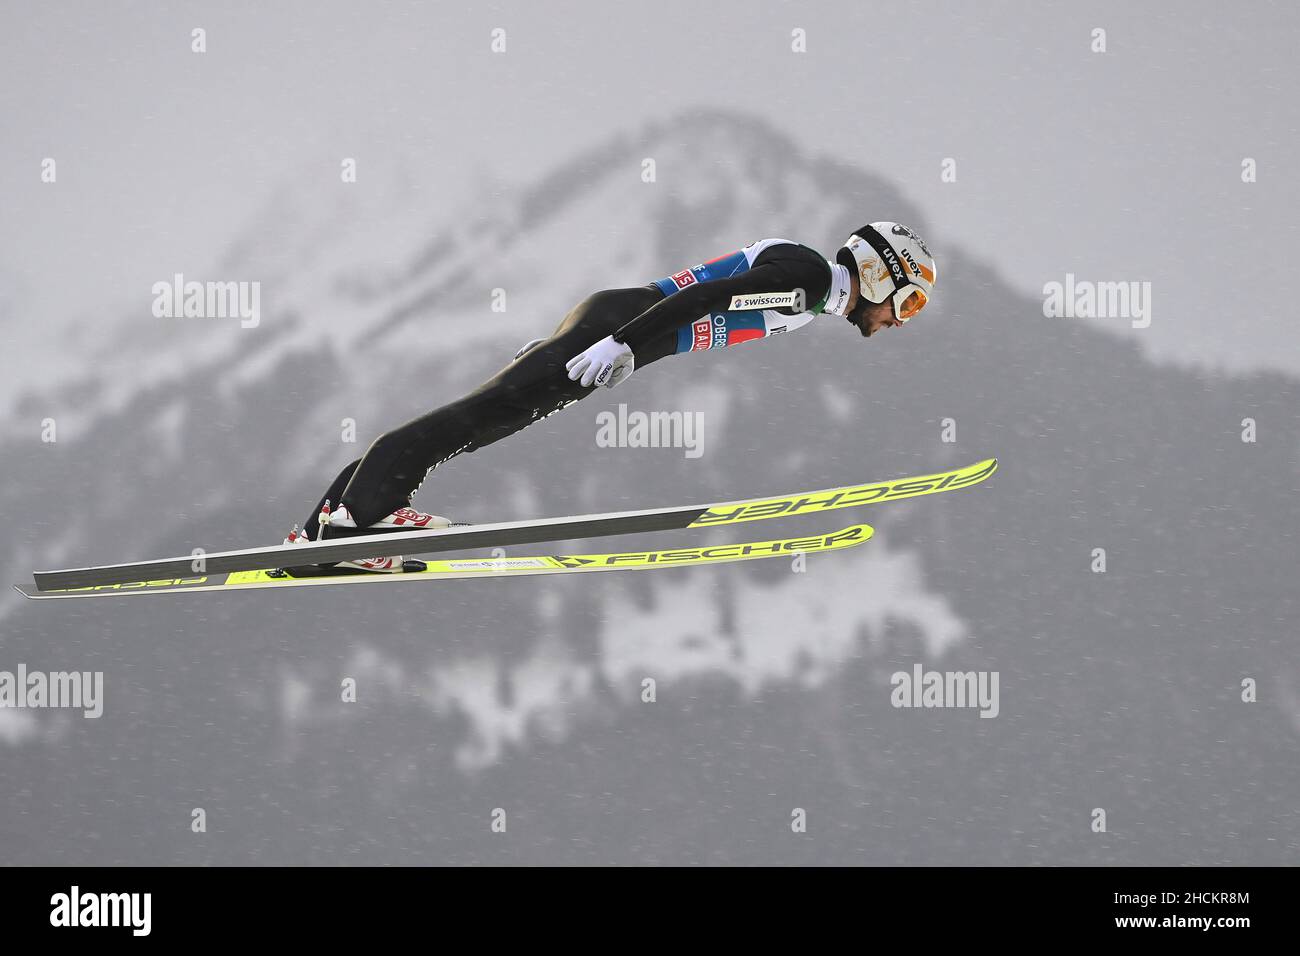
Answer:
[
  {"left": 271, "top": 508, "right": 430, "bottom": 579},
  {"left": 319, "top": 500, "right": 459, "bottom": 537}
]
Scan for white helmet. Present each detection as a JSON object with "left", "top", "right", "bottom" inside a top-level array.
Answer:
[{"left": 836, "top": 221, "right": 937, "bottom": 323}]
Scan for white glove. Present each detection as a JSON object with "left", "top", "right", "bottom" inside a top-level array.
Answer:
[{"left": 566, "top": 335, "right": 635, "bottom": 388}]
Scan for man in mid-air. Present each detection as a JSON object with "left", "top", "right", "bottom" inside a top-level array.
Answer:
[{"left": 285, "top": 221, "right": 938, "bottom": 573}]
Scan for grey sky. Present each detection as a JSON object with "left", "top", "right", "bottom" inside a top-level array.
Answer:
[{"left": 1, "top": 0, "right": 1296, "bottom": 380}]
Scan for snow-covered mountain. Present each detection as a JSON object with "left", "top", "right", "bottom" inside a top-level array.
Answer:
[{"left": 3, "top": 112, "right": 1297, "bottom": 865}]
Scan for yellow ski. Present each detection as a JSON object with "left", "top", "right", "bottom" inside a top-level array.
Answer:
[
  {"left": 15, "top": 524, "right": 875, "bottom": 600},
  {"left": 29, "top": 457, "right": 995, "bottom": 592}
]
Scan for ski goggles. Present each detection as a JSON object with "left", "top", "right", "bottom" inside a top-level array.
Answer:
[{"left": 893, "top": 285, "right": 928, "bottom": 322}]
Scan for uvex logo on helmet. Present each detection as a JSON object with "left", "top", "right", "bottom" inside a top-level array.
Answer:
[
  {"left": 873, "top": 243, "right": 906, "bottom": 285},
  {"left": 899, "top": 247, "right": 922, "bottom": 278}
]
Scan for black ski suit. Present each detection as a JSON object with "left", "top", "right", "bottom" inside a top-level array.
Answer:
[{"left": 303, "top": 240, "right": 835, "bottom": 538}]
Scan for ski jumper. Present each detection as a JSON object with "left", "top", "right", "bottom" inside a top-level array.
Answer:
[{"left": 304, "top": 239, "right": 840, "bottom": 537}]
